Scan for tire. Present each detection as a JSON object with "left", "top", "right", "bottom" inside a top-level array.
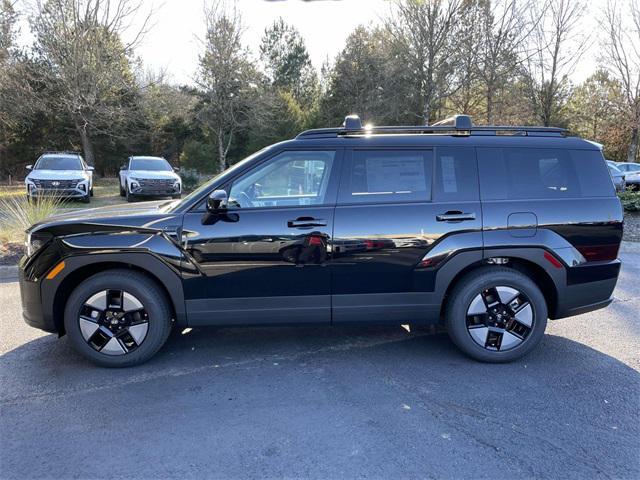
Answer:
[
  {"left": 90, "top": 187, "right": 94, "bottom": 197},
  {"left": 119, "top": 182, "right": 125, "bottom": 196},
  {"left": 64, "top": 269, "right": 173, "bottom": 367},
  {"left": 125, "top": 189, "right": 135, "bottom": 202},
  {"left": 445, "top": 267, "right": 547, "bottom": 363},
  {"left": 81, "top": 193, "right": 90, "bottom": 203},
  {"left": 172, "top": 194, "right": 181, "bottom": 199}
]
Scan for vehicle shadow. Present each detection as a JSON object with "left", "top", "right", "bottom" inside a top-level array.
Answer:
[{"left": 1, "top": 325, "right": 638, "bottom": 479}]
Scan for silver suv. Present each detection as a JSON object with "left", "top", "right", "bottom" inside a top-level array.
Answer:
[
  {"left": 25, "top": 152, "right": 94, "bottom": 203},
  {"left": 119, "top": 156, "right": 182, "bottom": 202}
]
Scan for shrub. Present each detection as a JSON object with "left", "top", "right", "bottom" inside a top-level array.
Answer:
[
  {"left": 618, "top": 189, "right": 640, "bottom": 212},
  {"left": 180, "top": 168, "right": 208, "bottom": 193},
  {"left": 0, "top": 193, "right": 65, "bottom": 244}
]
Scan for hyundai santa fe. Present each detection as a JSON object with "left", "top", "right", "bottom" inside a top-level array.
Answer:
[{"left": 18, "top": 115, "right": 624, "bottom": 367}]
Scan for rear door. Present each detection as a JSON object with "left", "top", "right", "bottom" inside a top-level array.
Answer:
[{"left": 330, "top": 146, "right": 482, "bottom": 323}]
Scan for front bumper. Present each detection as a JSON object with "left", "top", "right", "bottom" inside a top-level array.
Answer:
[
  {"left": 18, "top": 258, "right": 56, "bottom": 333},
  {"left": 28, "top": 187, "right": 88, "bottom": 199}
]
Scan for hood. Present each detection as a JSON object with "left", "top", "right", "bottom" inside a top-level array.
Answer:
[
  {"left": 129, "top": 170, "right": 180, "bottom": 180},
  {"left": 29, "top": 200, "right": 182, "bottom": 237},
  {"left": 27, "top": 170, "right": 89, "bottom": 180}
]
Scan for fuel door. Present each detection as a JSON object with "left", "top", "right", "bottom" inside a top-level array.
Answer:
[{"left": 508, "top": 212, "right": 537, "bottom": 238}]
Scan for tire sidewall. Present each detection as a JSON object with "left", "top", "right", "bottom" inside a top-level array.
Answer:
[
  {"left": 64, "top": 271, "right": 171, "bottom": 367},
  {"left": 446, "top": 268, "right": 548, "bottom": 363}
]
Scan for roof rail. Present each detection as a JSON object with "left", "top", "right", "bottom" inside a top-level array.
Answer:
[{"left": 296, "top": 115, "right": 567, "bottom": 139}]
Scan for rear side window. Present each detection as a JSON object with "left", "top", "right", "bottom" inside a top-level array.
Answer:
[
  {"left": 434, "top": 147, "right": 479, "bottom": 201},
  {"left": 339, "top": 150, "right": 433, "bottom": 204},
  {"left": 478, "top": 148, "right": 614, "bottom": 200}
]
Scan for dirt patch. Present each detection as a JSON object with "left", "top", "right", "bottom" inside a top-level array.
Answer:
[{"left": 0, "top": 242, "right": 24, "bottom": 266}]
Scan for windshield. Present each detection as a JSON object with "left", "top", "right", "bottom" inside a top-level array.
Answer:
[
  {"left": 130, "top": 158, "right": 172, "bottom": 171},
  {"left": 167, "top": 148, "right": 268, "bottom": 212},
  {"left": 35, "top": 155, "right": 83, "bottom": 170}
]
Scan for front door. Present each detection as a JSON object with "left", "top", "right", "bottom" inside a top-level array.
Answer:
[
  {"left": 331, "top": 146, "right": 482, "bottom": 323},
  {"left": 182, "top": 149, "right": 341, "bottom": 326}
]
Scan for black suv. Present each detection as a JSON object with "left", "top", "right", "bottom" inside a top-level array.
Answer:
[{"left": 18, "top": 115, "right": 623, "bottom": 367}]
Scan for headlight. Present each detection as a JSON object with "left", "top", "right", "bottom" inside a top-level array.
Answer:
[{"left": 25, "top": 231, "right": 52, "bottom": 257}]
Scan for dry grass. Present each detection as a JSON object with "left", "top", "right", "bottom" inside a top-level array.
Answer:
[{"left": 0, "top": 192, "right": 65, "bottom": 244}]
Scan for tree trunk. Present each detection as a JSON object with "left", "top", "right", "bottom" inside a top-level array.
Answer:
[
  {"left": 486, "top": 87, "right": 494, "bottom": 125},
  {"left": 217, "top": 130, "right": 226, "bottom": 173},
  {"left": 628, "top": 125, "right": 639, "bottom": 163},
  {"left": 76, "top": 122, "right": 95, "bottom": 167}
]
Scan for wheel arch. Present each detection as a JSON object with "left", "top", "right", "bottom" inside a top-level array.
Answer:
[
  {"left": 439, "top": 256, "right": 559, "bottom": 320},
  {"left": 46, "top": 253, "right": 187, "bottom": 335}
]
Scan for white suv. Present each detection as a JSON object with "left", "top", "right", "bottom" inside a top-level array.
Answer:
[
  {"left": 25, "top": 152, "right": 94, "bottom": 203},
  {"left": 119, "top": 156, "right": 182, "bottom": 202}
]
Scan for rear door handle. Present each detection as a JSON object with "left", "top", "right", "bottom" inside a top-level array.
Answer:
[
  {"left": 436, "top": 211, "right": 476, "bottom": 222},
  {"left": 287, "top": 217, "right": 327, "bottom": 228}
]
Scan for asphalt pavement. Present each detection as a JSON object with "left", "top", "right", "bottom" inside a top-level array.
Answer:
[{"left": 1, "top": 249, "right": 639, "bottom": 479}]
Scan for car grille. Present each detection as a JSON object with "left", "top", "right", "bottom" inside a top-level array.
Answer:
[
  {"left": 138, "top": 179, "right": 175, "bottom": 188},
  {"left": 32, "top": 179, "right": 80, "bottom": 189}
]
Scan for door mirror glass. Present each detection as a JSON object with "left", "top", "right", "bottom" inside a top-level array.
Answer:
[{"left": 207, "top": 189, "right": 228, "bottom": 212}]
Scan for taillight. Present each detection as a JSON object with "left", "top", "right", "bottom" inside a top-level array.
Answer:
[{"left": 575, "top": 244, "right": 619, "bottom": 262}]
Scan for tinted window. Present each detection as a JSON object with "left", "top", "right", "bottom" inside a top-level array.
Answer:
[
  {"left": 130, "top": 158, "right": 172, "bottom": 171},
  {"left": 340, "top": 150, "right": 433, "bottom": 204},
  {"left": 35, "top": 155, "right": 83, "bottom": 170},
  {"left": 434, "top": 147, "right": 478, "bottom": 201},
  {"left": 478, "top": 148, "right": 614, "bottom": 200},
  {"left": 229, "top": 150, "right": 335, "bottom": 208}
]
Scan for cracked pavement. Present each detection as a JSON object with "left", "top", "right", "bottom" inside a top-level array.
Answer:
[{"left": 1, "top": 250, "right": 639, "bottom": 479}]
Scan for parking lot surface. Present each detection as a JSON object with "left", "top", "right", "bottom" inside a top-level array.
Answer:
[{"left": 1, "top": 250, "right": 639, "bottom": 479}]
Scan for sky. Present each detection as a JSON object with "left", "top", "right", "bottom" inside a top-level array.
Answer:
[{"left": 16, "top": 0, "right": 599, "bottom": 86}]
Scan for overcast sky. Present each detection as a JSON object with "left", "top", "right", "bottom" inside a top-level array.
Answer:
[{"left": 17, "top": 0, "right": 600, "bottom": 86}]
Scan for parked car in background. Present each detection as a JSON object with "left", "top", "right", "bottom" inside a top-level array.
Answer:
[
  {"left": 607, "top": 161, "right": 626, "bottom": 192},
  {"left": 19, "top": 114, "right": 623, "bottom": 367},
  {"left": 25, "top": 152, "right": 93, "bottom": 203},
  {"left": 615, "top": 162, "right": 640, "bottom": 188},
  {"left": 119, "top": 156, "right": 182, "bottom": 202}
]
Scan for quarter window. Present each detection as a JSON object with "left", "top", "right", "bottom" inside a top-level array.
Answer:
[
  {"left": 340, "top": 150, "right": 433, "bottom": 204},
  {"left": 228, "top": 150, "right": 335, "bottom": 209}
]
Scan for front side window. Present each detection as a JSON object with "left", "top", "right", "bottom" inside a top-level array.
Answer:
[
  {"left": 340, "top": 150, "right": 433, "bottom": 204},
  {"left": 228, "top": 150, "right": 335, "bottom": 209},
  {"left": 35, "top": 155, "right": 83, "bottom": 170}
]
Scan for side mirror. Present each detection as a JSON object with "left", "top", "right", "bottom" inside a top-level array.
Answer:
[
  {"left": 26, "top": 165, "right": 32, "bottom": 171},
  {"left": 207, "top": 189, "right": 228, "bottom": 212},
  {"left": 120, "top": 165, "right": 127, "bottom": 171},
  {"left": 87, "top": 166, "right": 94, "bottom": 171},
  {"left": 173, "top": 166, "right": 180, "bottom": 172}
]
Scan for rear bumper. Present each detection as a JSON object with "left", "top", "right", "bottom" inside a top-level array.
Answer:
[{"left": 553, "top": 260, "right": 621, "bottom": 319}]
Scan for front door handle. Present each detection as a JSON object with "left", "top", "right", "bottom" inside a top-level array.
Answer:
[
  {"left": 436, "top": 211, "right": 476, "bottom": 222},
  {"left": 287, "top": 217, "right": 327, "bottom": 228}
]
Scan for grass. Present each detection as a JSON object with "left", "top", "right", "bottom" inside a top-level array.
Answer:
[{"left": 0, "top": 178, "right": 125, "bottom": 246}]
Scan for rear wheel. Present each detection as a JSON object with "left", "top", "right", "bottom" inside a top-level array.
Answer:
[
  {"left": 445, "top": 267, "right": 547, "bottom": 363},
  {"left": 64, "top": 270, "right": 173, "bottom": 367}
]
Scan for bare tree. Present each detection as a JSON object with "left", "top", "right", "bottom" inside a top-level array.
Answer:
[
  {"left": 29, "top": 0, "right": 151, "bottom": 165},
  {"left": 602, "top": 0, "right": 640, "bottom": 162},
  {"left": 196, "top": 1, "right": 258, "bottom": 172},
  {"left": 476, "top": 0, "right": 536, "bottom": 124},
  {"left": 387, "top": 0, "right": 462, "bottom": 125},
  {"left": 524, "top": 0, "right": 586, "bottom": 126}
]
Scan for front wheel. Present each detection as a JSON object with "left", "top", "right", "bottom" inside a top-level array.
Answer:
[
  {"left": 125, "top": 188, "right": 136, "bottom": 202},
  {"left": 445, "top": 267, "right": 547, "bottom": 363},
  {"left": 64, "top": 270, "right": 173, "bottom": 367}
]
